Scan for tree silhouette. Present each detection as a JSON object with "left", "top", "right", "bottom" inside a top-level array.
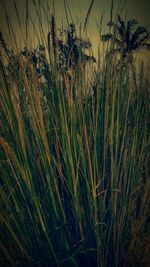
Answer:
[
  {"left": 58, "top": 23, "right": 96, "bottom": 70},
  {"left": 102, "top": 15, "right": 150, "bottom": 60}
]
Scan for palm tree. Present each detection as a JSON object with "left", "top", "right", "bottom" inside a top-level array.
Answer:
[
  {"left": 102, "top": 15, "right": 150, "bottom": 60},
  {"left": 58, "top": 23, "right": 96, "bottom": 70}
]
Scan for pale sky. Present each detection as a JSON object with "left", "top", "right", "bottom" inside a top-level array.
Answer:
[{"left": 1, "top": 0, "right": 150, "bottom": 27}]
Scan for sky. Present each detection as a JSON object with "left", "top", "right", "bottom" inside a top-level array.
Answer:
[
  {"left": 0, "top": 0, "right": 150, "bottom": 66},
  {"left": 1, "top": 0, "right": 150, "bottom": 28}
]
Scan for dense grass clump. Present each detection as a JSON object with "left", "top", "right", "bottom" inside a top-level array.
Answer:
[{"left": 0, "top": 4, "right": 150, "bottom": 267}]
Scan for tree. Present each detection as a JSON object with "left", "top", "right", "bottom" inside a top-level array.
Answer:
[
  {"left": 101, "top": 15, "right": 150, "bottom": 60},
  {"left": 57, "top": 23, "right": 96, "bottom": 70}
]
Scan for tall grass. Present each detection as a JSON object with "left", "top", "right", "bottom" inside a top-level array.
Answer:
[{"left": 0, "top": 2, "right": 150, "bottom": 266}]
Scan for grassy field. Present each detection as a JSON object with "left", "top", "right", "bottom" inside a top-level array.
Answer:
[{"left": 0, "top": 1, "right": 150, "bottom": 266}]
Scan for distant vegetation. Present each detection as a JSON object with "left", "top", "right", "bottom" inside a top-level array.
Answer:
[
  {"left": 0, "top": 2, "right": 150, "bottom": 266},
  {"left": 102, "top": 15, "right": 150, "bottom": 60}
]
